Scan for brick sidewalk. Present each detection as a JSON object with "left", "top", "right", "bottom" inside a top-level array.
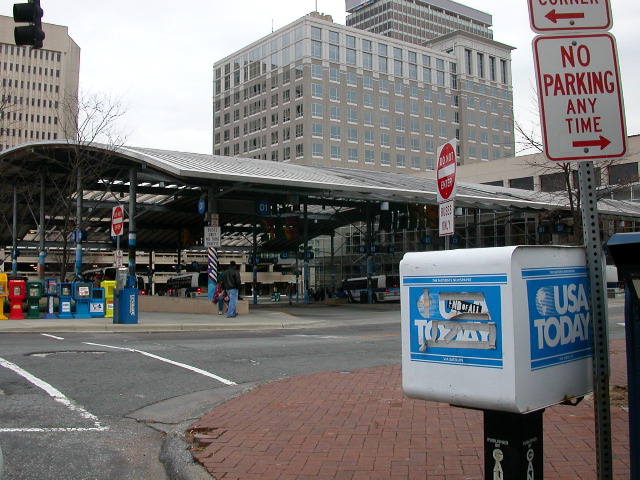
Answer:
[{"left": 189, "top": 339, "right": 630, "bottom": 480}]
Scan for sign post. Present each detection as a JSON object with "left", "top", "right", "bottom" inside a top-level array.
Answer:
[
  {"left": 111, "top": 205, "right": 124, "bottom": 268},
  {"left": 436, "top": 140, "right": 457, "bottom": 240},
  {"left": 529, "top": 1, "right": 625, "bottom": 477}
]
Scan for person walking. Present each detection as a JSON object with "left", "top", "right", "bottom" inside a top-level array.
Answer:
[{"left": 222, "top": 260, "right": 242, "bottom": 318}]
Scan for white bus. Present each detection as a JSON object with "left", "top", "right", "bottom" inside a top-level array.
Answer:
[
  {"left": 166, "top": 272, "right": 210, "bottom": 297},
  {"left": 81, "top": 267, "right": 148, "bottom": 294},
  {"left": 344, "top": 274, "right": 400, "bottom": 303}
]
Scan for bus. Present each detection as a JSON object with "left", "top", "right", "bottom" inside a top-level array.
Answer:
[
  {"left": 166, "top": 272, "right": 210, "bottom": 297},
  {"left": 81, "top": 267, "right": 148, "bottom": 294},
  {"left": 344, "top": 274, "right": 400, "bottom": 303}
]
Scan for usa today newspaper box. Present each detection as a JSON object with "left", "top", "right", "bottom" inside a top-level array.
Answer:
[
  {"left": 401, "top": 246, "right": 593, "bottom": 478},
  {"left": 401, "top": 246, "right": 592, "bottom": 413}
]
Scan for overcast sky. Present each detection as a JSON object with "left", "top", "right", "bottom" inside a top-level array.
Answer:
[{"left": 5, "top": 0, "right": 639, "bottom": 155}]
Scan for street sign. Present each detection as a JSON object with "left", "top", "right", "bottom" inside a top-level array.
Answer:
[
  {"left": 111, "top": 205, "right": 124, "bottom": 237},
  {"left": 533, "top": 33, "right": 626, "bottom": 162},
  {"left": 439, "top": 200, "right": 455, "bottom": 236},
  {"left": 210, "top": 213, "right": 219, "bottom": 227},
  {"left": 528, "top": 0, "right": 612, "bottom": 33},
  {"left": 204, "top": 226, "right": 221, "bottom": 247},
  {"left": 115, "top": 249, "right": 123, "bottom": 267},
  {"left": 436, "top": 140, "right": 457, "bottom": 203}
]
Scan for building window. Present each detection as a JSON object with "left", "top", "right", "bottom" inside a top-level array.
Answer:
[
  {"left": 347, "top": 109, "right": 358, "bottom": 123},
  {"left": 312, "top": 103, "right": 323, "bottom": 118},
  {"left": 380, "top": 115, "right": 390, "bottom": 129},
  {"left": 312, "top": 123, "right": 323, "bottom": 138},
  {"left": 380, "top": 133, "right": 390, "bottom": 147},
  {"left": 477, "top": 53, "right": 485, "bottom": 78},
  {"left": 347, "top": 90, "right": 357, "bottom": 105},
  {"left": 329, "top": 44, "right": 339, "bottom": 62},
  {"left": 364, "top": 130, "right": 374, "bottom": 145},
  {"left": 311, "top": 64, "right": 323, "bottom": 79},
  {"left": 489, "top": 56, "right": 497, "bottom": 81},
  {"left": 396, "top": 154, "right": 406, "bottom": 168},
  {"left": 330, "top": 68, "right": 340, "bottom": 83},
  {"left": 295, "top": 123, "right": 304, "bottom": 138},
  {"left": 465, "top": 49, "right": 473, "bottom": 75},
  {"left": 331, "top": 125, "right": 341, "bottom": 140},
  {"left": 365, "top": 150, "right": 375, "bottom": 164},
  {"left": 311, "top": 26, "right": 322, "bottom": 40},
  {"left": 312, "top": 142, "right": 324, "bottom": 158},
  {"left": 364, "top": 112, "right": 374, "bottom": 126},
  {"left": 283, "top": 146, "right": 290, "bottom": 160},
  {"left": 311, "top": 40, "right": 322, "bottom": 59},
  {"left": 346, "top": 48, "right": 356, "bottom": 66},
  {"left": 510, "top": 177, "right": 534, "bottom": 190},
  {"left": 347, "top": 147, "right": 358, "bottom": 162},
  {"left": 330, "top": 87, "right": 340, "bottom": 102},
  {"left": 381, "top": 152, "right": 390, "bottom": 166},
  {"left": 331, "top": 145, "right": 341, "bottom": 160},
  {"left": 311, "top": 83, "right": 323, "bottom": 98},
  {"left": 330, "top": 106, "right": 341, "bottom": 121},
  {"left": 295, "top": 143, "right": 303, "bottom": 158},
  {"left": 500, "top": 59, "right": 508, "bottom": 84},
  {"left": 346, "top": 71, "right": 357, "bottom": 86},
  {"left": 348, "top": 128, "right": 358, "bottom": 142},
  {"left": 411, "top": 156, "right": 421, "bottom": 169},
  {"left": 609, "top": 163, "right": 639, "bottom": 185}
]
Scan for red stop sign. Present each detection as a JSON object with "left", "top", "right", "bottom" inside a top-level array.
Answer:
[
  {"left": 437, "top": 142, "right": 457, "bottom": 201},
  {"left": 111, "top": 205, "right": 124, "bottom": 236}
]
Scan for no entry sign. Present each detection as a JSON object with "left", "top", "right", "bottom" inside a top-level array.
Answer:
[
  {"left": 533, "top": 33, "right": 626, "bottom": 162},
  {"left": 436, "top": 140, "right": 457, "bottom": 203},
  {"left": 111, "top": 205, "right": 124, "bottom": 237}
]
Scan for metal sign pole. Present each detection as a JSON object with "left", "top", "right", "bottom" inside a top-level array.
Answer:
[{"left": 578, "top": 160, "right": 613, "bottom": 480}]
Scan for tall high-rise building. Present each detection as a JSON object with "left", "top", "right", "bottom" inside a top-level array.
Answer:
[
  {"left": 213, "top": 7, "right": 514, "bottom": 172},
  {"left": 0, "top": 16, "right": 80, "bottom": 151},
  {"left": 346, "top": 0, "right": 493, "bottom": 45}
]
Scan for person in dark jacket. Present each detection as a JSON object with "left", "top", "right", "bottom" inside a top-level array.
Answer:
[{"left": 222, "top": 261, "right": 242, "bottom": 318}]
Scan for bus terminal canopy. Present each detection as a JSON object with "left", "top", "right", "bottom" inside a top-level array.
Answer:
[{"left": 1, "top": 140, "right": 640, "bottom": 255}]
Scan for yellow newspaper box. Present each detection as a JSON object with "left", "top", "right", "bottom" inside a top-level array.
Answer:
[{"left": 101, "top": 280, "right": 116, "bottom": 318}]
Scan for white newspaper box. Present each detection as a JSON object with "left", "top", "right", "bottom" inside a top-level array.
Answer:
[{"left": 401, "top": 246, "right": 593, "bottom": 413}]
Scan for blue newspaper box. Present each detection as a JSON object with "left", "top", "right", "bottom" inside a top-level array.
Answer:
[
  {"left": 73, "top": 283, "right": 92, "bottom": 319},
  {"left": 90, "top": 287, "right": 105, "bottom": 318},
  {"left": 114, "top": 270, "right": 138, "bottom": 324},
  {"left": 58, "top": 282, "right": 73, "bottom": 319}
]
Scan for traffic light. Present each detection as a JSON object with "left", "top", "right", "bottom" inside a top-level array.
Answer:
[{"left": 13, "top": 0, "right": 45, "bottom": 49}]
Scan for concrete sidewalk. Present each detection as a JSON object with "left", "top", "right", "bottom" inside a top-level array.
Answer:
[{"left": 188, "top": 339, "right": 630, "bottom": 480}]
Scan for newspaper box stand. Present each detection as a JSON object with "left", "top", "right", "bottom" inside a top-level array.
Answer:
[
  {"left": 27, "top": 281, "right": 43, "bottom": 319},
  {"left": 73, "top": 283, "right": 92, "bottom": 319},
  {"left": 101, "top": 280, "right": 116, "bottom": 318},
  {"left": 8, "top": 279, "right": 26, "bottom": 320},
  {"left": 113, "top": 268, "right": 138, "bottom": 325},
  {"left": 43, "top": 278, "right": 58, "bottom": 319},
  {"left": 0, "top": 273, "right": 8, "bottom": 320},
  {"left": 90, "top": 288, "right": 105, "bottom": 318},
  {"left": 401, "top": 246, "right": 592, "bottom": 480},
  {"left": 58, "top": 282, "right": 73, "bottom": 319}
]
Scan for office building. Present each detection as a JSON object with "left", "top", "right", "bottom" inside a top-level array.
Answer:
[
  {"left": 0, "top": 15, "right": 80, "bottom": 151},
  {"left": 346, "top": 0, "right": 493, "bottom": 45},
  {"left": 213, "top": 6, "right": 514, "bottom": 172}
]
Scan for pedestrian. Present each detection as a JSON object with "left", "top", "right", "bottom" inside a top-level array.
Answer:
[
  {"left": 222, "top": 260, "right": 242, "bottom": 318},
  {"left": 93, "top": 275, "right": 102, "bottom": 289},
  {"left": 212, "top": 281, "right": 228, "bottom": 315}
]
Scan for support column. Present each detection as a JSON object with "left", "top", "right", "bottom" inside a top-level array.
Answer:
[
  {"left": 38, "top": 172, "right": 46, "bottom": 280},
  {"left": 128, "top": 168, "right": 137, "bottom": 283},
  {"left": 252, "top": 222, "right": 258, "bottom": 304},
  {"left": 303, "top": 201, "right": 310, "bottom": 304},
  {"left": 12, "top": 188, "right": 18, "bottom": 276},
  {"left": 74, "top": 169, "right": 83, "bottom": 277},
  {"left": 207, "top": 186, "right": 219, "bottom": 300}
]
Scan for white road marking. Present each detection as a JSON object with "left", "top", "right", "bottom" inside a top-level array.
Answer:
[
  {"left": 0, "top": 356, "right": 108, "bottom": 433},
  {"left": 40, "top": 334, "right": 64, "bottom": 340},
  {"left": 83, "top": 342, "right": 237, "bottom": 386}
]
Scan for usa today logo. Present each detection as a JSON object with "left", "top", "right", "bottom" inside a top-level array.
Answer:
[{"left": 528, "top": 278, "right": 591, "bottom": 370}]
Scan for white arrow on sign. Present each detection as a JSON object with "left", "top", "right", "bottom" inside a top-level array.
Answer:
[{"left": 533, "top": 33, "right": 626, "bottom": 162}]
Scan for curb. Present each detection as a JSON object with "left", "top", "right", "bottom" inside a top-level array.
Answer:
[{"left": 160, "top": 434, "right": 213, "bottom": 480}]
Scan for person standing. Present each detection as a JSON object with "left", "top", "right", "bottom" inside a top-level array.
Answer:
[{"left": 222, "top": 261, "right": 242, "bottom": 318}]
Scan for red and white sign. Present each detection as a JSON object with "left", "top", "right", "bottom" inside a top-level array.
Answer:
[
  {"left": 528, "top": 0, "right": 612, "bottom": 33},
  {"left": 436, "top": 140, "right": 457, "bottom": 203},
  {"left": 533, "top": 33, "right": 626, "bottom": 162},
  {"left": 111, "top": 205, "right": 124, "bottom": 237}
]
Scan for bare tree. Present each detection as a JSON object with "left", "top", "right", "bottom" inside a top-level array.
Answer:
[
  {"left": 514, "top": 115, "right": 638, "bottom": 244},
  {"left": 44, "top": 90, "right": 129, "bottom": 280}
]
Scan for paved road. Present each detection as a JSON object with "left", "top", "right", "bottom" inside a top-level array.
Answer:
[{"left": 0, "top": 307, "right": 401, "bottom": 480}]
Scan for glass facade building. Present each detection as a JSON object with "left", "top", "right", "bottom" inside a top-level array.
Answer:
[{"left": 213, "top": 10, "right": 514, "bottom": 172}]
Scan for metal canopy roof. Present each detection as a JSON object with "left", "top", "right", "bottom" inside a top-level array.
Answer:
[{"left": 1, "top": 140, "right": 639, "bottom": 256}]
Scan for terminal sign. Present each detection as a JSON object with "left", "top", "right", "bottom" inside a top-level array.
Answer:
[{"left": 533, "top": 33, "right": 626, "bottom": 162}]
